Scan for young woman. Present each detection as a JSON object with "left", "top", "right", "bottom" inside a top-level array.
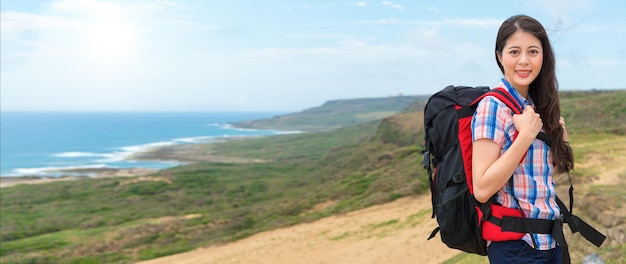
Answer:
[{"left": 471, "top": 15, "right": 573, "bottom": 263}]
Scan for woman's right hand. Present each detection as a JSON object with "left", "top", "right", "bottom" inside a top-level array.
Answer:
[{"left": 512, "top": 105, "right": 543, "bottom": 140}]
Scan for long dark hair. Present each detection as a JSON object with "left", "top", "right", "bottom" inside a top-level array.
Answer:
[{"left": 495, "top": 15, "right": 573, "bottom": 173}]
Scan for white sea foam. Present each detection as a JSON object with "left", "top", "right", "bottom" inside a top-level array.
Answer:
[
  {"left": 230, "top": 127, "right": 259, "bottom": 132},
  {"left": 49, "top": 130, "right": 289, "bottom": 168},
  {"left": 204, "top": 123, "right": 222, "bottom": 127},
  {"left": 204, "top": 122, "right": 301, "bottom": 134},
  {"left": 173, "top": 136, "right": 217, "bottom": 144},
  {"left": 95, "top": 151, "right": 133, "bottom": 163},
  {"left": 1, "top": 112, "right": 286, "bottom": 177},
  {"left": 206, "top": 123, "right": 257, "bottom": 131},
  {"left": 51, "top": 141, "right": 179, "bottom": 164},
  {"left": 174, "top": 137, "right": 198, "bottom": 143},
  {"left": 54, "top": 152, "right": 108, "bottom": 158},
  {"left": 122, "top": 141, "right": 176, "bottom": 153},
  {"left": 127, "top": 142, "right": 175, "bottom": 152},
  {"left": 106, "top": 141, "right": 178, "bottom": 161},
  {"left": 217, "top": 123, "right": 236, "bottom": 130}
]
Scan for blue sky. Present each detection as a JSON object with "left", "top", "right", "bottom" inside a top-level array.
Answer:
[{"left": 2, "top": 1, "right": 625, "bottom": 112}]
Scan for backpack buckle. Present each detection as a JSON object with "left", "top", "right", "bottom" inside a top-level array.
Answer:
[{"left": 453, "top": 173, "right": 465, "bottom": 183}]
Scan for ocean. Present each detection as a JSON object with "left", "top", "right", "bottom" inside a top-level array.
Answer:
[{"left": 0, "top": 111, "right": 286, "bottom": 177}]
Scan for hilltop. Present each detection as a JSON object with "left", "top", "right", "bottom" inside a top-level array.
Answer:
[
  {"left": 1, "top": 89, "right": 624, "bottom": 264},
  {"left": 233, "top": 95, "right": 429, "bottom": 132}
]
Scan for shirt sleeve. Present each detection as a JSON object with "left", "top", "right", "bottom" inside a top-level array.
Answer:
[{"left": 472, "top": 96, "right": 511, "bottom": 147}]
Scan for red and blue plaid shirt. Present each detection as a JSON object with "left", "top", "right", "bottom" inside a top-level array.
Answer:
[{"left": 472, "top": 79, "right": 560, "bottom": 250}]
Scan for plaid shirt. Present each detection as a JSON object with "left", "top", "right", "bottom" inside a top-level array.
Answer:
[{"left": 472, "top": 79, "right": 559, "bottom": 250}]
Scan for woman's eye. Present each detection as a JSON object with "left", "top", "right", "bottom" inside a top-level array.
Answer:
[{"left": 509, "top": 50, "right": 519, "bottom": 55}]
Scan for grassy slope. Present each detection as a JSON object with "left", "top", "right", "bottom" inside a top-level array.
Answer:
[
  {"left": 561, "top": 91, "right": 626, "bottom": 263},
  {"left": 232, "top": 95, "right": 429, "bottom": 131},
  {"left": 1, "top": 90, "right": 624, "bottom": 264}
]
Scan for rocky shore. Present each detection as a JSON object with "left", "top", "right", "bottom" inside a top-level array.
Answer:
[
  {"left": 0, "top": 168, "right": 158, "bottom": 188},
  {"left": 131, "top": 142, "right": 266, "bottom": 164},
  {"left": 0, "top": 140, "right": 264, "bottom": 189}
]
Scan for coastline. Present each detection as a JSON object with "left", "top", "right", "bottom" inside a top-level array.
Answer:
[
  {"left": 0, "top": 136, "right": 266, "bottom": 189},
  {"left": 130, "top": 138, "right": 267, "bottom": 164},
  {"left": 0, "top": 168, "right": 159, "bottom": 188}
]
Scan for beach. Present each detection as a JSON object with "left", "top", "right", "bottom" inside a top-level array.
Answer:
[
  {"left": 130, "top": 139, "right": 267, "bottom": 164},
  {"left": 0, "top": 168, "right": 159, "bottom": 188},
  {"left": 0, "top": 142, "right": 237, "bottom": 188}
]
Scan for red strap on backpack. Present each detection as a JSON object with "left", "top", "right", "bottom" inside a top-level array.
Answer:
[
  {"left": 472, "top": 88, "right": 528, "bottom": 162},
  {"left": 471, "top": 87, "right": 523, "bottom": 114}
]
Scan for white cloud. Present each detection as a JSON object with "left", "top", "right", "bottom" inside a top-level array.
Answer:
[
  {"left": 588, "top": 59, "right": 623, "bottom": 68},
  {"left": 51, "top": 0, "right": 124, "bottom": 13},
  {"left": 440, "top": 18, "right": 502, "bottom": 28},
  {"left": 353, "top": 18, "right": 404, "bottom": 25},
  {"left": 351, "top": 18, "right": 501, "bottom": 28},
  {"left": 0, "top": 11, "right": 76, "bottom": 33},
  {"left": 1, "top": 1, "right": 623, "bottom": 111},
  {"left": 50, "top": 0, "right": 176, "bottom": 16},
  {"left": 1, "top": 6, "right": 140, "bottom": 65},
  {"left": 381, "top": 1, "right": 405, "bottom": 11},
  {"left": 524, "top": 0, "right": 594, "bottom": 21},
  {"left": 426, "top": 6, "right": 442, "bottom": 14}
]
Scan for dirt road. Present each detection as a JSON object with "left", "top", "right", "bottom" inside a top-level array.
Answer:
[{"left": 137, "top": 195, "right": 465, "bottom": 264}]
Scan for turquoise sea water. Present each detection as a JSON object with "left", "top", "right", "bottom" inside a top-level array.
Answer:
[{"left": 0, "top": 112, "right": 286, "bottom": 177}]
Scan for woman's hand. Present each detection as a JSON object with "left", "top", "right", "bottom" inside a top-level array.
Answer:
[
  {"left": 512, "top": 105, "right": 543, "bottom": 141},
  {"left": 560, "top": 116, "right": 569, "bottom": 142}
]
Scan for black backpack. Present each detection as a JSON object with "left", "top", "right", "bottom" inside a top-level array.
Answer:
[{"left": 422, "top": 85, "right": 606, "bottom": 262}]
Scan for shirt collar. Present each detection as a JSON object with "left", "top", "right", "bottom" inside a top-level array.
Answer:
[{"left": 500, "top": 78, "right": 532, "bottom": 108}]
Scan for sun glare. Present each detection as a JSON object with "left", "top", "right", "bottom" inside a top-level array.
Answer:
[{"left": 82, "top": 19, "right": 136, "bottom": 64}]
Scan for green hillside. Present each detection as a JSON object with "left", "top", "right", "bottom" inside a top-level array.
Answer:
[
  {"left": 560, "top": 90, "right": 626, "bottom": 134},
  {"left": 1, "top": 90, "right": 624, "bottom": 263},
  {"left": 233, "top": 95, "right": 429, "bottom": 132}
]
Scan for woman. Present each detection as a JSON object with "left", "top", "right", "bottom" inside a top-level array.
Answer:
[{"left": 471, "top": 15, "right": 572, "bottom": 263}]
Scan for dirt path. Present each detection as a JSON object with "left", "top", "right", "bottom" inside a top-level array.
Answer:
[{"left": 137, "top": 195, "right": 462, "bottom": 264}]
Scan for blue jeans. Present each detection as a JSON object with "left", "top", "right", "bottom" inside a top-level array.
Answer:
[{"left": 488, "top": 240, "right": 563, "bottom": 264}]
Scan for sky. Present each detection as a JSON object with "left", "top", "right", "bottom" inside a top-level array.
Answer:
[{"left": 1, "top": 1, "right": 625, "bottom": 112}]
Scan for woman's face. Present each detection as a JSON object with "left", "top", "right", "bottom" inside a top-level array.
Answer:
[{"left": 497, "top": 30, "right": 543, "bottom": 93}]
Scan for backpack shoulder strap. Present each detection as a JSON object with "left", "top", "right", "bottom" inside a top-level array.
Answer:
[
  {"left": 472, "top": 88, "right": 552, "bottom": 145},
  {"left": 471, "top": 87, "right": 523, "bottom": 114}
]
